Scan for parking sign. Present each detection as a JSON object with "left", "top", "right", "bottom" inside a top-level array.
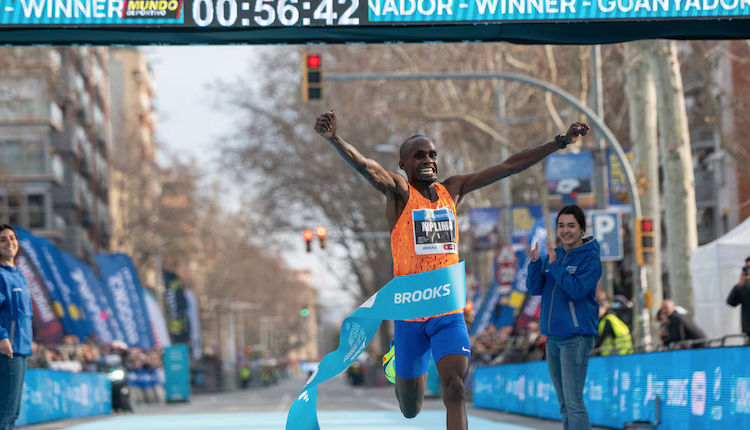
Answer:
[{"left": 590, "top": 211, "right": 623, "bottom": 261}]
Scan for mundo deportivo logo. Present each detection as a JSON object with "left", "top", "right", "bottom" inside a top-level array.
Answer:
[{"left": 122, "top": 0, "right": 183, "bottom": 18}]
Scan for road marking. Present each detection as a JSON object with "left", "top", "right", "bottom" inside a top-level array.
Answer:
[{"left": 368, "top": 398, "right": 399, "bottom": 411}]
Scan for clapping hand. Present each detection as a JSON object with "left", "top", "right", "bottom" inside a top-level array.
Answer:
[
  {"left": 546, "top": 242, "right": 557, "bottom": 264},
  {"left": 526, "top": 243, "right": 540, "bottom": 262}
]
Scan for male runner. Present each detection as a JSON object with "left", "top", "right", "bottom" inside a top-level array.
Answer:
[{"left": 314, "top": 111, "right": 588, "bottom": 430}]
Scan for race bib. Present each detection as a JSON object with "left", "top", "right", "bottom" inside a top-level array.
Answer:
[{"left": 412, "top": 208, "right": 457, "bottom": 255}]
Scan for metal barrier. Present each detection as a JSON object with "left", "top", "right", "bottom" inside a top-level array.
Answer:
[
  {"left": 591, "top": 333, "right": 749, "bottom": 356},
  {"left": 473, "top": 343, "right": 750, "bottom": 430}
]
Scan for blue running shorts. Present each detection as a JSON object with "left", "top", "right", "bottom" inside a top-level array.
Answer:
[{"left": 393, "top": 312, "right": 471, "bottom": 380}]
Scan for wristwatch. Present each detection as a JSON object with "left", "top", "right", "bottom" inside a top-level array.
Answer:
[{"left": 555, "top": 134, "right": 570, "bottom": 149}]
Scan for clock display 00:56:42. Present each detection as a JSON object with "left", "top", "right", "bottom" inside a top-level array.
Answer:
[{"left": 191, "top": 0, "right": 362, "bottom": 27}]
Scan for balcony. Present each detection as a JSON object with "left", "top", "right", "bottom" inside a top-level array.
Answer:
[
  {"left": 690, "top": 124, "right": 717, "bottom": 151},
  {"left": 0, "top": 77, "right": 62, "bottom": 129},
  {"left": 0, "top": 140, "right": 64, "bottom": 184},
  {"left": 81, "top": 208, "right": 94, "bottom": 228}
]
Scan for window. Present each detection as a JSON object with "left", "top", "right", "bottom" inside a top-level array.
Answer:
[
  {"left": 0, "top": 140, "right": 45, "bottom": 175},
  {"left": 7, "top": 195, "right": 21, "bottom": 226},
  {"left": 28, "top": 194, "right": 45, "bottom": 229}
]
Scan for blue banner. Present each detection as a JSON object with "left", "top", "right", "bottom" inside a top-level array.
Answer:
[
  {"left": 492, "top": 205, "right": 543, "bottom": 328},
  {"left": 16, "top": 369, "right": 111, "bottom": 426},
  {"left": 0, "top": 0, "right": 185, "bottom": 25},
  {"left": 95, "top": 253, "right": 154, "bottom": 349},
  {"left": 607, "top": 148, "right": 633, "bottom": 208},
  {"left": 15, "top": 251, "right": 65, "bottom": 345},
  {"left": 184, "top": 289, "right": 202, "bottom": 360},
  {"left": 469, "top": 280, "right": 500, "bottom": 336},
  {"left": 513, "top": 218, "right": 548, "bottom": 330},
  {"left": 495, "top": 205, "right": 546, "bottom": 328},
  {"left": 164, "top": 271, "right": 190, "bottom": 344},
  {"left": 546, "top": 151, "right": 594, "bottom": 197},
  {"left": 286, "top": 262, "right": 466, "bottom": 430},
  {"left": 164, "top": 344, "right": 191, "bottom": 402},
  {"left": 510, "top": 205, "right": 542, "bottom": 246},
  {"left": 367, "top": 0, "right": 750, "bottom": 23},
  {"left": 15, "top": 227, "right": 92, "bottom": 340},
  {"left": 469, "top": 207, "right": 501, "bottom": 250},
  {"left": 63, "top": 252, "right": 125, "bottom": 344},
  {"left": 473, "top": 346, "right": 750, "bottom": 430}
]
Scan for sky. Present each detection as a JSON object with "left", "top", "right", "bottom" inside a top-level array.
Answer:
[{"left": 145, "top": 46, "right": 354, "bottom": 316}]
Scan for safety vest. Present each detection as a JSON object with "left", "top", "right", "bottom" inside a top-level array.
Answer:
[{"left": 598, "top": 313, "right": 634, "bottom": 356}]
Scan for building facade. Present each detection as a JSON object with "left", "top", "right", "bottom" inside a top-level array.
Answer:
[
  {"left": 108, "top": 47, "right": 163, "bottom": 292},
  {"left": 0, "top": 47, "right": 112, "bottom": 261}
]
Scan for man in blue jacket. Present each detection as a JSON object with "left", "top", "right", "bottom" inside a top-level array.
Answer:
[{"left": 0, "top": 224, "right": 32, "bottom": 430}]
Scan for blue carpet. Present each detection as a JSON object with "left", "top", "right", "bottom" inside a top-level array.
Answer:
[{"left": 62, "top": 411, "right": 536, "bottom": 430}]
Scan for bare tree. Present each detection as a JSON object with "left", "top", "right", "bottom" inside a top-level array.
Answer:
[
  {"left": 646, "top": 41, "right": 698, "bottom": 315},
  {"left": 624, "top": 41, "right": 661, "bottom": 346}
]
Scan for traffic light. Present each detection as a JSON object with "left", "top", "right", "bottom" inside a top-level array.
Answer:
[
  {"left": 300, "top": 307, "right": 310, "bottom": 317},
  {"left": 636, "top": 216, "right": 655, "bottom": 266},
  {"left": 303, "top": 229, "right": 314, "bottom": 253},
  {"left": 302, "top": 53, "right": 322, "bottom": 101},
  {"left": 315, "top": 226, "right": 328, "bottom": 249}
]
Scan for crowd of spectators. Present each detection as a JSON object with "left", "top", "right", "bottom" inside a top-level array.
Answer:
[
  {"left": 28, "top": 335, "right": 167, "bottom": 406},
  {"left": 469, "top": 320, "right": 546, "bottom": 366},
  {"left": 465, "top": 286, "right": 748, "bottom": 367}
]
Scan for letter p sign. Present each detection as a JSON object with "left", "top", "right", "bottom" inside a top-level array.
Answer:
[{"left": 591, "top": 211, "right": 623, "bottom": 261}]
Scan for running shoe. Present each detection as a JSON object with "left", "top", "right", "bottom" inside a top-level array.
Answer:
[{"left": 382, "top": 342, "right": 396, "bottom": 384}]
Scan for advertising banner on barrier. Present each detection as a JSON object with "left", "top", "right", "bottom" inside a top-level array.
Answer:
[
  {"left": 63, "top": 252, "right": 125, "bottom": 344},
  {"left": 15, "top": 369, "right": 111, "bottom": 426},
  {"left": 95, "top": 253, "right": 154, "bottom": 349},
  {"left": 15, "top": 228, "right": 92, "bottom": 339},
  {"left": 473, "top": 346, "right": 750, "bottom": 430},
  {"left": 16, "top": 251, "right": 65, "bottom": 345}
]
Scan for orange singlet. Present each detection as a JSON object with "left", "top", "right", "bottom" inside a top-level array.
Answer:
[{"left": 391, "top": 182, "right": 463, "bottom": 321}]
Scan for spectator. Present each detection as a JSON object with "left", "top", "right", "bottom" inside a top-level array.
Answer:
[
  {"left": 595, "top": 298, "right": 633, "bottom": 356},
  {"left": 27, "top": 342, "right": 48, "bottom": 369},
  {"left": 726, "top": 257, "right": 750, "bottom": 343},
  {"left": 524, "top": 320, "right": 546, "bottom": 361},
  {"left": 659, "top": 299, "right": 707, "bottom": 348},
  {"left": 527, "top": 205, "right": 602, "bottom": 430},
  {"left": 0, "top": 224, "right": 32, "bottom": 430}
]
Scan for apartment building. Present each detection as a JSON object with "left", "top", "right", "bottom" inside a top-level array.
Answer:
[{"left": 0, "top": 47, "right": 112, "bottom": 261}]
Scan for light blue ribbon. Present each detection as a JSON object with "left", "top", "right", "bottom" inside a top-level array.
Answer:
[{"left": 286, "top": 261, "right": 466, "bottom": 430}]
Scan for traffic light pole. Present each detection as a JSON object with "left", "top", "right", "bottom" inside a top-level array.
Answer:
[{"left": 325, "top": 71, "right": 651, "bottom": 348}]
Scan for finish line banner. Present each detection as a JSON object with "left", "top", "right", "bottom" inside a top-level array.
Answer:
[{"left": 286, "top": 262, "right": 467, "bottom": 430}]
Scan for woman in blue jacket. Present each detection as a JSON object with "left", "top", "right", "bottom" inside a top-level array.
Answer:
[
  {"left": 526, "top": 206, "right": 602, "bottom": 430},
  {"left": 0, "top": 224, "right": 32, "bottom": 430}
]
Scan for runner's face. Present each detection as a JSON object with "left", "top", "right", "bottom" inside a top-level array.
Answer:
[{"left": 401, "top": 138, "right": 438, "bottom": 184}]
